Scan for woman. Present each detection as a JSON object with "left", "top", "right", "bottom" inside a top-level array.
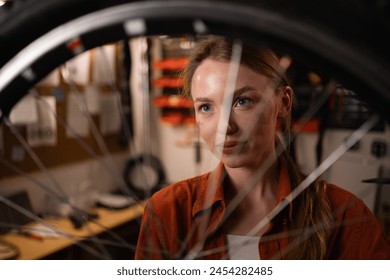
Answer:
[{"left": 135, "top": 36, "right": 390, "bottom": 259}]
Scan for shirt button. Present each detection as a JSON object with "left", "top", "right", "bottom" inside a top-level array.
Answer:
[{"left": 282, "top": 218, "right": 288, "bottom": 225}]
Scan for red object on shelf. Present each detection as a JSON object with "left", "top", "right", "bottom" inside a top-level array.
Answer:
[
  {"left": 153, "top": 77, "right": 184, "bottom": 88},
  {"left": 183, "top": 116, "right": 196, "bottom": 125},
  {"left": 160, "top": 113, "right": 196, "bottom": 126},
  {"left": 153, "top": 95, "right": 193, "bottom": 109},
  {"left": 154, "top": 57, "right": 189, "bottom": 70},
  {"left": 292, "top": 119, "right": 320, "bottom": 133},
  {"left": 160, "top": 113, "right": 184, "bottom": 126}
]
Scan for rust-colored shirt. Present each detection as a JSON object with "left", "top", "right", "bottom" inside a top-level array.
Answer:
[{"left": 135, "top": 162, "right": 390, "bottom": 259}]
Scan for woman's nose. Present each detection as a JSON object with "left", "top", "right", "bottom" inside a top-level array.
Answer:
[
  {"left": 217, "top": 111, "right": 238, "bottom": 135},
  {"left": 227, "top": 114, "right": 239, "bottom": 134}
]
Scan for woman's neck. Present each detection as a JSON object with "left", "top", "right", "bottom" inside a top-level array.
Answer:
[
  {"left": 224, "top": 159, "right": 280, "bottom": 202},
  {"left": 221, "top": 160, "right": 280, "bottom": 236}
]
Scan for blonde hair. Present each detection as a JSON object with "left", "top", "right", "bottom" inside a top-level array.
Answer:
[{"left": 183, "top": 36, "right": 334, "bottom": 259}]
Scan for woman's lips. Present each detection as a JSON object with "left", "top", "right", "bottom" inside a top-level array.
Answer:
[{"left": 216, "top": 141, "right": 245, "bottom": 154}]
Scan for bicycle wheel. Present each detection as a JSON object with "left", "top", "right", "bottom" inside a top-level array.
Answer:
[{"left": 0, "top": 0, "right": 389, "bottom": 259}]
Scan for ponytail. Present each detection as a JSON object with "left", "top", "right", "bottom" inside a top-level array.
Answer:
[{"left": 280, "top": 150, "right": 334, "bottom": 259}]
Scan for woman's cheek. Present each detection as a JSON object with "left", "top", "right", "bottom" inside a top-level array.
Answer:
[
  {"left": 205, "top": 130, "right": 218, "bottom": 153},
  {"left": 198, "top": 121, "right": 213, "bottom": 144},
  {"left": 255, "top": 105, "right": 275, "bottom": 125}
]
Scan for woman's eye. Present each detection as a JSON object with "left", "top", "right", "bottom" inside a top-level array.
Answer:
[
  {"left": 234, "top": 97, "right": 252, "bottom": 107},
  {"left": 199, "top": 104, "right": 212, "bottom": 113}
]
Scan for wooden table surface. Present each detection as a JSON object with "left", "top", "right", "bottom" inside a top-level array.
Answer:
[{"left": 0, "top": 201, "right": 146, "bottom": 260}]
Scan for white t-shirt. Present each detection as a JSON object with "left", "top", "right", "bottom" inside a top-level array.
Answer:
[{"left": 226, "top": 234, "right": 261, "bottom": 260}]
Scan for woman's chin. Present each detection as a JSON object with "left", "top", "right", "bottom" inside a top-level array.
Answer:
[{"left": 220, "top": 154, "right": 247, "bottom": 169}]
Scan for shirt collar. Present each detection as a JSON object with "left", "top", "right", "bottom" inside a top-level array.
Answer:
[
  {"left": 192, "top": 160, "right": 293, "bottom": 220},
  {"left": 192, "top": 162, "right": 225, "bottom": 217}
]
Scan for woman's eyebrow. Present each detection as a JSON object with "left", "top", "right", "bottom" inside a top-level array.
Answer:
[
  {"left": 233, "top": 85, "right": 256, "bottom": 97},
  {"left": 194, "top": 86, "right": 255, "bottom": 103},
  {"left": 194, "top": 97, "right": 213, "bottom": 103}
]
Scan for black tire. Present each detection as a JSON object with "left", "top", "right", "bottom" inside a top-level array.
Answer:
[{"left": 0, "top": 0, "right": 389, "bottom": 120}]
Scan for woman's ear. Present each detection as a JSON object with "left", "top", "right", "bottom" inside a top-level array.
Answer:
[{"left": 279, "top": 86, "right": 293, "bottom": 116}]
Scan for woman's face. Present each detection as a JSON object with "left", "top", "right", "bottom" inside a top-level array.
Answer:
[{"left": 191, "top": 58, "right": 291, "bottom": 169}]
